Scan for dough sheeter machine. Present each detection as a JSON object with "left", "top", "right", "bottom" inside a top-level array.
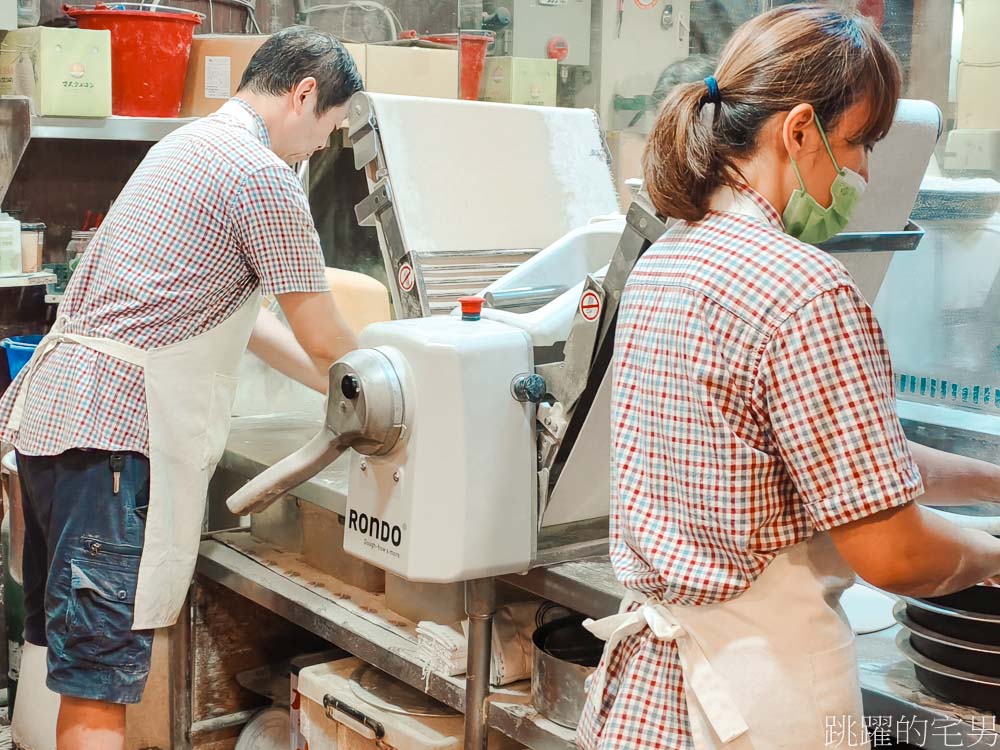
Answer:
[{"left": 206, "top": 93, "right": 1000, "bottom": 749}]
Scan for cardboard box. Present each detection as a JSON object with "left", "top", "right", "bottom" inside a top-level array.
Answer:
[
  {"left": 180, "top": 37, "right": 365, "bottom": 118},
  {"left": 344, "top": 42, "right": 365, "bottom": 83},
  {"left": 180, "top": 34, "right": 269, "bottom": 117},
  {"left": 961, "top": 0, "right": 1000, "bottom": 66},
  {"left": 957, "top": 63, "right": 1000, "bottom": 130},
  {"left": 606, "top": 129, "right": 647, "bottom": 212},
  {"left": 1, "top": 27, "right": 110, "bottom": 117},
  {"left": 480, "top": 56, "right": 556, "bottom": 106},
  {"left": 0, "top": 42, "right": 19, "bottom": 96},
  {"left": 364, "top": 44, "right": 458, "bottom": 98}
]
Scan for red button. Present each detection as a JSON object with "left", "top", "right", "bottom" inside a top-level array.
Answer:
[
  {"left": 546, "top": 36, "right": 569, "bottom": 62},
  {"left": 459, "top": 296, "right": 484, "bottom": 321}
]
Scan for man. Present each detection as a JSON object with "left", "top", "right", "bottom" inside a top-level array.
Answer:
[{"left": 0, "top": 26, "right": 362, "bottom": 749}]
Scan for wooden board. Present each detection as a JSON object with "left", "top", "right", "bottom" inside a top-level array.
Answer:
[{"left": 191, "top": 577, "right": 330, "bottom": 740}]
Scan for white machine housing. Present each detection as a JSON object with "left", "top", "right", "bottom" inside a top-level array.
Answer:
[{"left": 343, "top": 316, "right": 537, "bottom": 582}]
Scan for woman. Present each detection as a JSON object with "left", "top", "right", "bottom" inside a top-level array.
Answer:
[{"left": 578, "top": 6, "right": 1000, "bottom": 750}]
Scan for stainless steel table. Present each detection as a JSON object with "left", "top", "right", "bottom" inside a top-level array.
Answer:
[{"left": 194, "top": 414, "right": 1000, "bottom": 750}]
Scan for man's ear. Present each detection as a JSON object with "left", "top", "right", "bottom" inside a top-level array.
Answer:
[{"left": 291, "top": 77, "right": 319, "bottom": 115}]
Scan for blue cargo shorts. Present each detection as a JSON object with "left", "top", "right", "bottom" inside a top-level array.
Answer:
[{"left": 17, "top": 449, "right": 154, "bottom": 704}]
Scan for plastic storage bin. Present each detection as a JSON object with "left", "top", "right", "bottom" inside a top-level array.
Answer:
[
  {"left": 16, "top": 0, "right": 39, "bottom": 28},
  {"left": 1, "top": 335, "right": 42, "bottom": 379},
  {"left": 0, "top": 213, "right": 21, "bottom": 276},
  {"left": 298, "top": 657, "right": 521, "bottom": 750}
]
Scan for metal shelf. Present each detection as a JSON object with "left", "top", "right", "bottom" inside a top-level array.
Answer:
[
  {"left": 197, "top": 535, "right": 577, "bottom": 750},
  {"left": 817, "top": 221, "right": 925, "bottom": 255},
  {"left": 30, "top": 115, "right": 196, "bottom": 142},
  {"left": 199, "top": 530, "right": 998, "bottom": 750},
  {"left": 29, "top": 115, "right": 353, "bottom": 144},
  {"left": 0, "top": 271, "right": 56, "bottom": 288}
]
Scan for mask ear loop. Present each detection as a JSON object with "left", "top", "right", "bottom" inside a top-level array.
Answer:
[
  {"left": 789, "top": 113, "right": 843, "bottom": 192},
  {"left": 789, "top": 157, "right": 808, "bottom": 192},
  {"left": 813, "top": 115, "right": 843, "bottom": 173}
]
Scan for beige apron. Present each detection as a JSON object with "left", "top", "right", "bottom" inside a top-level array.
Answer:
[
  {"left": 7, "top": 290, "right": 260, "bottom": 629},
  {"left": 8, "top": 100, "right": 275, "bottom": 629},
  {"left": 584, "top": 187, "right": 869, "bottom": 749},
  {"left": 585, "top": 536, "right": 866, "bottom": 749}
]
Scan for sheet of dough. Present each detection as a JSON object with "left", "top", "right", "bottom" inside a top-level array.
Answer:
[
  {"left": 841, "top": 583, "right": 897, "bottom": 635},
  {"left": 369, "top": 94, "right": 620, "bottom": 255}
]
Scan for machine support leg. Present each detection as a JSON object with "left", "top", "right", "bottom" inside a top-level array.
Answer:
[
  {"left": 169, "top": 589, "right": 193, "bottom": 750},
  {"left": 464, "top": 577, "right": 497, "bottom": 750}
]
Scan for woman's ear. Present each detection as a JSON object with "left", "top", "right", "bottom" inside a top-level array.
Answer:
[{"left": 781, "top": 103, "right": 817, "bottom": 161}]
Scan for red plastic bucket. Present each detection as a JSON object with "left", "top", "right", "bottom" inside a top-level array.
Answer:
[
  {"left": 421, "top": 32, "right": 493, "bottom": 101},
  {"left": 64, "top": 3, "right": 203, "bottom": 117}
]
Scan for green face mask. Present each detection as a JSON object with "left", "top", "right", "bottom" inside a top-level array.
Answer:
[{"left": 782, "top": 116, "right": 867, "bottom": 245}]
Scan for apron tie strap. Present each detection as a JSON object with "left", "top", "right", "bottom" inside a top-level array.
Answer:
[
  {"left": 7, "top": 321, "right": 148, "bottom": 432},
  {"left": 583, "top": 597, "right": 750, "bottom": 745}
]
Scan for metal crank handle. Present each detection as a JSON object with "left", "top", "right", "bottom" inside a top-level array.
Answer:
[
  {"left": 226, "top": 428, "right": 355, "bottom": 515},
  {"left": 227, "top": 347, "right": 407, "bottom": 515}
]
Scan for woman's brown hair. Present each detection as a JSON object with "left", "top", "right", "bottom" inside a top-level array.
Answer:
[{"left": 643, "top": 3, "right": 902, "bottom": 222}]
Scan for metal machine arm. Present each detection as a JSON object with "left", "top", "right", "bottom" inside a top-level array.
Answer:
[{"left": 227, "top": 349, "right": 407, "bottom": 515}]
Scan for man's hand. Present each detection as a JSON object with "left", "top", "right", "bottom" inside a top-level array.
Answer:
[
  {"left": 248, "top": 292, "right": 357, "bottom": 393},
  {"left": 909, "top": 440, "right": 1000, "bottom": 507}
]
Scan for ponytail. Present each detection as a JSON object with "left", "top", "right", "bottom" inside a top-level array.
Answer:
[
  {"left": 643, "top": 81, "right": 724, "bottom": 222},
  {"left": 642, "top": 3, "right": 901, "bottom": 223}
]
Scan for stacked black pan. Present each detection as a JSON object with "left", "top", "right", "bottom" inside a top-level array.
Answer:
[{"left": 895, "top": 587, "right": 1000, "bottom": 711}]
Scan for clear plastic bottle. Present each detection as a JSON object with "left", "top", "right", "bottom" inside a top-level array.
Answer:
[
  {"left": 0, "top": 213, "right": 23, "bottom": 276},
  {"left": 66, "top": 230, "right": 96, "bottom": 274},
  {"left": 17, "top": 0, "right": 40, "bottom": 28}
]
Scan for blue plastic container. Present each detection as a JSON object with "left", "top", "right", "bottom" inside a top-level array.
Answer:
[{"left": 1, "top": 335, "right": 43, "bottom": 379}]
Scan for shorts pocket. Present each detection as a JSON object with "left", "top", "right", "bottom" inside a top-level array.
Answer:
[
  {"left": 203, "top": 372, "right": 239, "bottom": 469},
  {"left": 64, "top": 554, "right": 145, "bottom": 669},
  {"left": 119, "top": 454, "right": 150, "bottom": 527}
]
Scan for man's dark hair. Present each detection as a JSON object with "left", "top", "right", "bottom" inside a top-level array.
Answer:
[
  {"left": 651, "top": 54, "right": 717, "bottom": 107},
  {"left": 238, "top": 26, "right": 364, "bottom": 114}
]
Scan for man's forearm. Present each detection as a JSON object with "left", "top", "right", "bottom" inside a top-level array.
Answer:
[
  {"left": 910, "top": 440, "right": 1000, "bottom": 507},
  {"left": 248, "top": 308, "right": 330, "bottom": 393}
]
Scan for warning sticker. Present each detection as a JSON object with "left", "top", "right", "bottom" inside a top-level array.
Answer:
[
  {"left": 398, "top": 262, "right": 415, "bottom": 293},
  {"left": 205, "top": 56, "right": 232, "bottom": 99},
  {"left": 579, "top": 290, "right": 601, "bottom": 322}
]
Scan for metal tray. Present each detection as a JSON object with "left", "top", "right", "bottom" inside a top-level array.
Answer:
[
  {"left": 896, "top": 602, "right": 1000, "bottom": 677},
  {"left": 906, "top": 590, "right": 1000, "bottom": 646},
  {"left": 817, "top": 221, "right": 924, "bottom": 254},
  {"left": 906, "top": 587, "right": 1000, "bottom": 646},
  {"left": 897, "top": 630, "right": 1000, "bottom": 714}
]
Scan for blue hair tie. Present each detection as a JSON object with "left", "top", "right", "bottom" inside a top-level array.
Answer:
[{"left": 703, "top": 76, "right": 721, "bottom": 106}]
